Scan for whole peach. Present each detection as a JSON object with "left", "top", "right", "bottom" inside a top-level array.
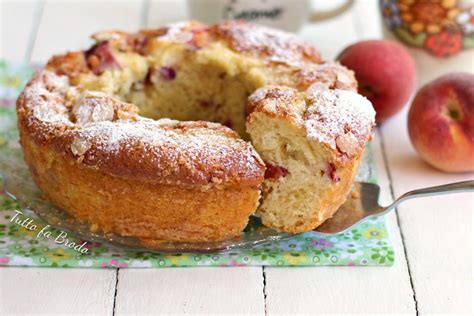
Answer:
[
  {"left": 408, "top": 73, "right": 474, "bottom": 173},
  {"left": 337, "top": 40, "right": 416, "bottom": 123}
]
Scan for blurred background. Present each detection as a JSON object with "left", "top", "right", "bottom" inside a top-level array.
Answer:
[{"left": 0, "top": 0, "right": 382, "bottom": 64}]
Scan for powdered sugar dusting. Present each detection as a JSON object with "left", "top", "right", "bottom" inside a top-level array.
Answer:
[
  {"left": 158, "top": 21, "right": 197, "bottom": 43},
  {"left": 214, "top": 21, "right": 321, "bottom": 67},
  {"left": 304, "top": 89, "right": 375, "bottom": 154},
  {"left": 69, "top": 118, "right": 264, "bottom": 185},
  {"left": 76, "top": 118, "right": 251, "bottom": 158},
  {"left": 24, "top": 73, "right": 72, "bottom": 126},
  {"left": 18, "top": 70, "right": 264, "bottom": 187}
]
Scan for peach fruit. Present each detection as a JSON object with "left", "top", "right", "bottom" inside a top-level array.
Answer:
[
  {"left": 408, "top": 73, "right": 474, "bottom": 173},
  {"left": 337, "top": 40, "right": 416, "bottom": 123}
]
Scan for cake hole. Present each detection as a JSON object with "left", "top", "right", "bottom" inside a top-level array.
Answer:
[
  {"left": 278, "top": 139, "right": 310, "bottom": 165},
  {"left": 121, "top": 59, "right": 254, "bottom": 136}
]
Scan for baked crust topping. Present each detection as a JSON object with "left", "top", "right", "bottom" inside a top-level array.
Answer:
[
  {"left": 19, "top": 21, "right": 360, "bottom": 190},
  {"left": 17, "top": 71, "right": 265, "bottom": 188},
  {"left": 247, "top": 85, "right": 376, "bottom": 159}
]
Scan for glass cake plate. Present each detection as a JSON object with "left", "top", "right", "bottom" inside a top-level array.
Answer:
[{"left": 0, "top": 143, "right": 376, "bottom": 253}]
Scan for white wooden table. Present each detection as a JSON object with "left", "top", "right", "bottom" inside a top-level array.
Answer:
[{"left": 0, "top": 1, "right": 473, "bottom": 314}]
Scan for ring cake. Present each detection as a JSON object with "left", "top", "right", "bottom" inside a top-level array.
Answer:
[{"left": 16, "top": 20, "right": 375, "bottom": 243}]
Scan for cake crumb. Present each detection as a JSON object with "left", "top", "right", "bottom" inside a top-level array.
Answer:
[
  {"left": 90, "top": 223, "right": 99, "bottom": 232},
  {"left": 351, "top": 191, "right": 359, "bottom": 199}
]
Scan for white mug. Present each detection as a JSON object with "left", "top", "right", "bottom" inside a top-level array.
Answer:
[{"left": 187, "top": 0, "right": 354, "bottom": 32}]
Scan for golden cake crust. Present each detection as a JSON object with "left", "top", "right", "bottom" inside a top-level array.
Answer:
[
  {"left": 45, "top": 20, "right": 356, "bottom": 90},
  {"left": 20, "top": 135, "right": 260, "bottom": 242},
  {"left": 247, "top": 85, "right": 375, "bottom": 158},
  {"left": 17, "top": 70, "right": 265, "bottom": 188}
]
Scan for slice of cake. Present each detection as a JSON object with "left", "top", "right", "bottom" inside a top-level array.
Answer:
[{"left": 246, "top": 85, "right": 376, "bottom": 233}]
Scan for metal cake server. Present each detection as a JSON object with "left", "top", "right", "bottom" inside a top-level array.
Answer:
[{"left": 315, "top": 180, "right": 474, "bottom": 235}]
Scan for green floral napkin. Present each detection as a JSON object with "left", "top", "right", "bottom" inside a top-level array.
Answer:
[{"left": 0, "top": 60, "right": 394, "bottom": 268}]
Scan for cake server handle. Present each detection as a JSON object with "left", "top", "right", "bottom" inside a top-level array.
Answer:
[{"left": 382, "top": 180, "right": 474, "bottom": 214}]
